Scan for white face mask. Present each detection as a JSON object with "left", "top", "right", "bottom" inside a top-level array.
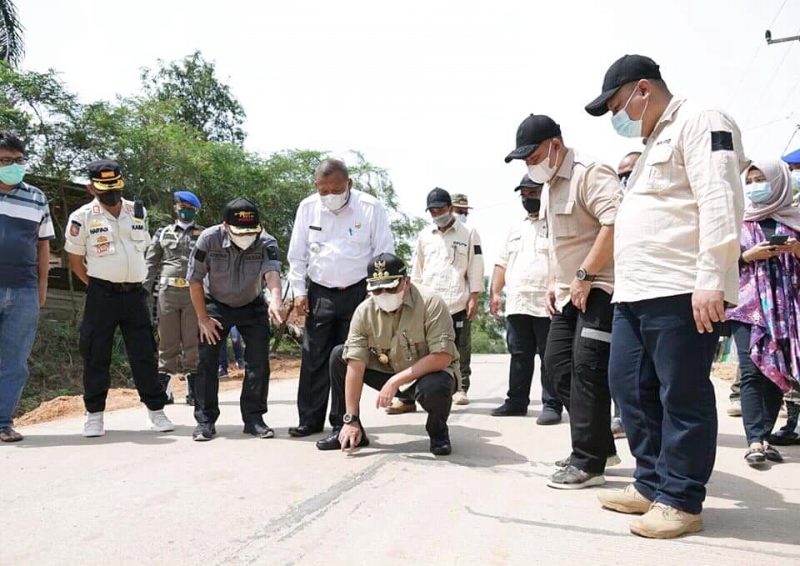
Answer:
[
  {"left": 455, "top": 213, "right": 467, "bottom": 224},
  {"left": 229, "top": 232, "right": 258, "bottom": 249},
  {"left": 373, "top": 290, "right": 404, "bottom": 312},
  {"left": 432, "top": 212, "right": 453, "bottom": 228},
  {"left": 320, "top": 190, "right": 349, "bottom": 212},
  {"left": 527, "top": 142, "right": 559, "bottom": 184}
]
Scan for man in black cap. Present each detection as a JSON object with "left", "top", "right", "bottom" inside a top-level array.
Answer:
[
  {"left": 585, "top": 54, "right": 746, "bottom": 538},
  {"left": 505, "top": 114, "right": 621, "bottom": 490},
  {"left": 65, "top": 159, "right": 174, "bottom": 437},
  {"left": 315, "top": 253, "right": 458, "bottom": 455},
  {"left": 186, "top": 197, "right": 286, "bottom": 441}
]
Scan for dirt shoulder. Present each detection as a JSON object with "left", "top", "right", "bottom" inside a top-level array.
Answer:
[{"left": 18, "top": 358, "right": 300, "bottom": 427}]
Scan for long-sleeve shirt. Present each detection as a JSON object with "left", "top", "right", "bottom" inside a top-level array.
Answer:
[
  {"left": 496, "top": 215, "right": 550, "bottom": 317},
  {"left": 287, "top": 189, "right": 395, "bottom": 295},
  {"left": 613, "top": 98, "right": 746, "bottom": 304},
  {"left": 410, "top": 219, "right": 485, "bottom": 314}
]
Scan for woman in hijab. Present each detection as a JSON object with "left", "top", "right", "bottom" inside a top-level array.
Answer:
[{"left": 726, "top": 159, "right": 800, "bottom": 467}]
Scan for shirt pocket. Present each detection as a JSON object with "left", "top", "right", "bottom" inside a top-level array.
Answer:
[
  {"left": 129, "top": 224, "right": 148, "bottom": 252},
  {"left": 641, "top": 144, "right": 674, "bottom": 193},
  {"left": 552, "top": 200, "right": 577, "bottom": 240},
  {"left": 88, "top": 229, "right": 116, "bottom": 257},
  {"left": 243, "top": 253, "right": 263, "bottom": 278}
]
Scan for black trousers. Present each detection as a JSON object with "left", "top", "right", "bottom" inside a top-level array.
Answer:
[
  {"left": 543, "top": 289, "right": 615, "bottom": 473},
  {"left": 194, "top": 297, "right": 270, "bottom": 425},
  {"left": 505, "top": 314, "right": 561, "bottom": 411},
  {"left": 297, "top": 280, "right": 366, "bottom": 430},
  {"left": 329, "top": 344, "right": 455, "bottom": 438},
  {"left": 80, "top": 278, "right": 167, "bottom": 413}
]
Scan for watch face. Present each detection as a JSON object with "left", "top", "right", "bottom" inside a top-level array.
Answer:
[
  {"left": 576, "top": 269, "right": 586, "bottom": 280},
  {"left": 343, "top": 414, "right": 354, "bottom": 424}
]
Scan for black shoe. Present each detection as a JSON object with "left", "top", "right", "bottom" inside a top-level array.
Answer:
[
  {"left": 192, "top": 423, "right": 216, "bottom": 441},
  {"left": 764, "top": 444, "right": 784, "bottom": 463},
  {"left": 491, "top": 403, "right": 527, "bottom": 417},
  {"left": 158, "top": 372, "right": 174, "bottom": 405},
  {"left": 288, "top": 425, "right": 323, "bottom": 437},
  {"left": 536, "top": 407, "right": 562, "bottom": 425},
  {"left": 316, "top": 429, "right": 370, "bottom": 451},
  {"left": 430, "top": 434, "right": 452, "bottom": 456},
  {"left": 243, "top": 420, "right": 275, "bottom": 439}
]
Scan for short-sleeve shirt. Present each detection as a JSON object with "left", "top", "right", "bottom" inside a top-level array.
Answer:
[
  {"left": 542, "top": 149, "right": 621, "bottom": 308},
  {"left": 144, "top": 222, "right": 204, "bottom": 292},
  {"left": 0, "top": 181, "right": 55, "bottom": 288},
  {"left": 342, "top": 283, "right": 460, "bottom": 380},
  {"left": 63, "top": 198, "right": 150, "bottom": 283},
  {"left": 187, "top": 224, "right": 281, "bottom": 308},
  {"left": 496, "top": 215, "right": 550, "bottom": 317}
]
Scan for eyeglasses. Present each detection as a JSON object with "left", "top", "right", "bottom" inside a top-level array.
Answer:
[
  {"left": 0, "top": 157, "right": 28, "bottom": 166},
  {"left": 371, "top": 284, "right": 403, "bottom": 296}
]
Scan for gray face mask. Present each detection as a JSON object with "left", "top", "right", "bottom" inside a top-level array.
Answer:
[{"left": 432, "top": 212, "right": 453, "bottom": 228}]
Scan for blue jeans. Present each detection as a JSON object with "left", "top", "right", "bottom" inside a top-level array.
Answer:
[
  {"left": 0, "top": 287, "right": 40, "bottom": 427},
  {"left": 609, "top": 294, "right": 719, "bottom": 515}
]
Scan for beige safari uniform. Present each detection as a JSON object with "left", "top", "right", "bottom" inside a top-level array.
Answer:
[
  {"left": 64, "top": 198, "right": 150, "bottom": 282},
  {"left": 145, "top": 222, "right": 205, "bottom": 375},
  {"left": 542, "top": 149, "right": 621, "bottom": 309},
  {"left": 497, "top": 215, "right": 551, "bottom": 317},
  {"left": 342, "top": 283, "right": 460, "bottom": 382},
  {"left": 614, "top": 98, "right": 746, "bottom": 304}
]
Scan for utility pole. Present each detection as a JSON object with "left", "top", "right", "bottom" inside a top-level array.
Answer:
[{"left": 765, "top": 30, "right": 800, "bottom": 45}]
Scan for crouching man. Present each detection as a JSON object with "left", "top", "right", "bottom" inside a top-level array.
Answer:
[{"left": 316, "top": 253, "right": 458, "bottom": 456}]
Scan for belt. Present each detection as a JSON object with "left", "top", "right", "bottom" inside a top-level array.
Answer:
[
  {"left": 309, "top": 279, "right": 366, "bottom": 292},
  {"left": 160, "top": 276, "right": 190, "bottom": 288},
  {"left": 89, "top": 277, "right": 143, "bottom": 293}
]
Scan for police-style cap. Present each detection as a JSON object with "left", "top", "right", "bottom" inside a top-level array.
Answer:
[
  {"left": 366, "top": 253, "right": 408, "bottom": 291},
  {"left": 223, "top": 197, "right": 262, "bottom": 234},
  {"left": 426, "top": 187, "right": 451, "bottom": 210},
  {"left": 783, "top": 147, "right": 800, "bottom": 166},
  {"left": 87, "top": 159, "right": 125, "bottom": 191},
  {"left": 174, "top": 190, "right": 201, "bottom": 209},
  {"left": 515, "top": 175, "right": 543, "bottom": 192},
  {"left": 585, "top": 54, "right": 662, "bottom": 117},
  {"left": 504, "top": 115, "right": 561, "bottom": 163},
  {"left": 451, "top": 193, "right": 472, "bottom": 209}
]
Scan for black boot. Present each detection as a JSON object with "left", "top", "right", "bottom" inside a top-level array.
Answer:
[
  {"left": 185, "top": 373, "right": 196, "bottom": 406},
  {"left": 158, "top": 372, "right": 174, "bottom": 404}
]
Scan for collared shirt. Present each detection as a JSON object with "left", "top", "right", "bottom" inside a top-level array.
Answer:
[
  {"left": 496, "top": 215, "right": 550, "bottom": 317},
  {"left": 287, "top": 189, "right": 395, "bottom": 295},
  {"left": 64, "top": 198, "right": 150, "bottom": 283},
  {"left": 613, "top": 98, "right": 746, "bottom": 304},
  {"left": 410, "top": 219, "right": 485, "bottom": 314},
  {"left": 342, "top": 283, "right": 460, "bottom": 379},
  {"left": 0, "top": 181, "right": 55, "bottom": 288},
  {"left": 144, "top": 222, "right": 205, "bottom": 292},
  {"left": 187, "top": 224, "right": 281, "bottom": 308},
  {"left": 542, "top": 149, "right": 620, "bottom": 308}
]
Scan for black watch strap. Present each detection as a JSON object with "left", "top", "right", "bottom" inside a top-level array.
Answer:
[{"left": 343, "top": 413, "right": 360, "bottom": 424}]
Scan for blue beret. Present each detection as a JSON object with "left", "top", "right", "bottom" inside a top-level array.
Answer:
[
  {"left": 173, "top": 190, "right": 201, "bottom": 209},
  {"left": 782, "top": 148, "right": 800, "bottom": 165}
]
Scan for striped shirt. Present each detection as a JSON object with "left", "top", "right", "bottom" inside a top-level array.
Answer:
[{"left": 0, "top": 181, "right": 55, "bottom": 288}]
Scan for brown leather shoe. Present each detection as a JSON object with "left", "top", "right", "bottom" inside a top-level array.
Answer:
[
  {"left": 386, "top": 399, "right": 416, "bottom": 415},
  {"left": 0, "top": 426, "right": 23, "bottom": 442}
]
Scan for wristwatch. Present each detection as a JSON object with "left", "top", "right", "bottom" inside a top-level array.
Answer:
[
  {"left": 343, "top": 413, "right": 360, "bottom": 425},
  {"left": 576, "top": 268, "right": 597, "bottom": 282}
]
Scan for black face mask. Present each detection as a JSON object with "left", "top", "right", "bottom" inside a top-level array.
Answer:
[
  {"left": 97, "top": 190, "right": 123, "bottom": 207},
  {"left": 522, "top": 197, "right": 541, "bottom": 214}
]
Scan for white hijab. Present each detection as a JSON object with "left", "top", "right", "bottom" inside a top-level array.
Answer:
[{"left": 744, "top": 159, "right": 800, "bottom": 232}]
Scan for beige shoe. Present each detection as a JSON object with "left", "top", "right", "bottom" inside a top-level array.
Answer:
[
  {"left": 630, "top": 503, "right": 703, "bottom": 539},
  {"left": 453, "top": 391, "right": 470, "bottom": 405},
  {"left": 598, "top": 484, "right": 653, "bottom": 515},
  {"left": 385, "top": 399, "right": 416, "bottom": 415}
]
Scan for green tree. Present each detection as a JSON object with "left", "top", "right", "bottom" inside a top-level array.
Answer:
[
  {"left": 0, "top": 0, "right": 24, "bottom": 67},
  {"left": 141, "top": 51, "right": 246, "bottom": 146},
  {"left": 471, "top": 276, "right": 506, "bottom": 353}
]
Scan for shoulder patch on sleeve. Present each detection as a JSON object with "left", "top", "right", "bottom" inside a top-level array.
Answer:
[
  {"left": 69, "top": 220, "right": 81, "bottom": 237},
  {"left": 711, "top": 131, "right": 734, "bottom": 152},
  {"left": 267, "top": 246, "right": 279, "bottom": 261},
  {"left": 194, "top": 249, "right": 207, "bottom": 262},
  {"left": 474, "top": 244, "right": 483, "bottom": 255}
]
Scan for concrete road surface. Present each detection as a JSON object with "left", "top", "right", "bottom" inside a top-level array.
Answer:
[{"left": 2, "top": 355, "right": 799, "bottom": 565}]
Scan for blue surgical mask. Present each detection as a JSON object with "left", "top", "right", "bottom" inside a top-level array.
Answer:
[
  {"left": 745, "top": 181, "right": 773, "bottom": 204},
  {"left": 0, "top": 163, "right": 26, "bottom": 186},
  {"left": 611, "top": 88, "right": 647, "bottom": 139}
]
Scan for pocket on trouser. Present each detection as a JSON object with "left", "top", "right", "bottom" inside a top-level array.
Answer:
[{"left": 576, "top": 327, "right": 612, "bottom": 373}]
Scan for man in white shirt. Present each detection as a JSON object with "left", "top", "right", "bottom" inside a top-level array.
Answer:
[
  {"left": 489, "top": 176, "right": 562, "bottom": 424},
  {"left": 585, "top": 54, "right": 746, "bottom": 539},
  {"left": 287, "top": 159, "right": 395, "bottom": 437}
]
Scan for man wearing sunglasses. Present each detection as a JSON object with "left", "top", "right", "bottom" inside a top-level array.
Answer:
[{"left": 316, "top": 253, "right": 459, "bottom": 456}]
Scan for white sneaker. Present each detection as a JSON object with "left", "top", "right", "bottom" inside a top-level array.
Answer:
[
  {"left": 453, "top": 391, "right": 470, "bottom": 405},
  {"left": 83, "top": 412, "right": 105, "bottom": 437},
  {"left": 148, "top": 409, "right": 175, "bottom": 432},
  {"left": 727, "top": 400, "right": 742, "bottom": 417}
]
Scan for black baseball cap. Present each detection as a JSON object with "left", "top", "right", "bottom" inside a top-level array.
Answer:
[
  {"left": 223, "top": 197, "right": 262, "bottom": 234},
  {"left": 426, "top": 187, "right": 452, "bottom": 210},
  {"left": 585, "top": 54, "right": 662, "bottom": 117},
  {"left": 514, "top": 175, "right": 543, "bottom": 192},
  {"left": 366, "top": 253, "right": 408, "bottom": 291},
  {"left": 87, "top": 159, "right": 125, "bottom": 191},
  {"left": 504, "top": 115, "right": 561, "bottom": 163}
]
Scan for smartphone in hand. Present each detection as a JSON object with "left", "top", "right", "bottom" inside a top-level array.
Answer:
[{"left": 769, "top": 234, "right": 789, "bottom": 246}]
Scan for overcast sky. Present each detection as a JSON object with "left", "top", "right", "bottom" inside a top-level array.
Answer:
[{"left": 20, "top": 0, "right": 800, "bottom": 269}]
